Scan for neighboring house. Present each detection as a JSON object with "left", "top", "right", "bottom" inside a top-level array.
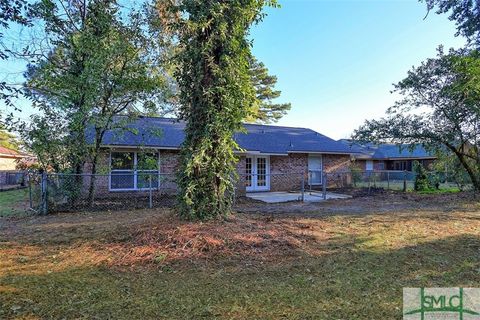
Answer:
[
  {"left": 0, "top": 146, "right": 28, "bottom": 170},
  {"left": 86, "top": 117, "right": 356, "bottom": 195},
  {"left": 339, "top": 140, "right": 437, "bottom": 172},
  {"left": 0, "top": 146, "right": 33, "bottom": 186}
]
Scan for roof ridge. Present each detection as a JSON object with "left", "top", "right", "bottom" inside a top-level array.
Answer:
[{"left": 115, "top": 115, "right": 317, "bottom": 131}]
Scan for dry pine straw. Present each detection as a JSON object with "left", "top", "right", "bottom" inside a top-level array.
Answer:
[{"left": 0, "top": 193, "right": 479, "bottom": 319}]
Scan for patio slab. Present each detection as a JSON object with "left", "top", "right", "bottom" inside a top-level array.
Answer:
[{"left": 246, "top": 191, "right": 352, "bottom": 203}]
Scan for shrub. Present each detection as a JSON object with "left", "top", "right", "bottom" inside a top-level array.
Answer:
[{"left": 413, "top": 161, "right": 435, "bottom": 191}]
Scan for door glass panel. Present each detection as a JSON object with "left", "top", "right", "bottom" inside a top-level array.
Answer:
[
  {"left": 257, "top": 157, "right": 266, "bottom": 187},
  {"left": 245, "top": 157, "right": 252, "bottom": 187}
]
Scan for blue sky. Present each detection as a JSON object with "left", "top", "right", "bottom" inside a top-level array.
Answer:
[
  {"left": 0, "top": 0, "right": 465, "bottom": 139},
  {"left": 250, "top": 0, "right": 464, "bottom": 139}
]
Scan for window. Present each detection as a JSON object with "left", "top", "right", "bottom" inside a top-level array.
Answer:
[
  {"left": 393, "top": 161, "right": 409, "bottom": 171},
  {"left": 111, "top": 152, "right": 135, "bottom": 190},
  {"left": 137, "top": 152, "right": 159, "bottom": 189},
  {"left": 110, "top": 151, "right": 159, "bottom": 190},
  {"left": 308, "top": 155, "right": 323, "bottom": 185}
]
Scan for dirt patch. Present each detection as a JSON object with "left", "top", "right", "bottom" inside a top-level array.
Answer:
[{"left": 235, "top": 191, "right": 480, "bottom": 215}]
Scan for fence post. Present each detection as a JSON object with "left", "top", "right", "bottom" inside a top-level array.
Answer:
[
  {"left": 322, "top": 173, "right": 327, "bottom": 200},
  {"left": 367, "top": 171, "right": 372, "bottom": 194},
  {"left": 403, "top": 170, "right": 407, "bottom": 192},
  {"left": 41, "top": 172, "right": 48, "bottom": 215},
  {"left": 149, "top": 173, "right": 153, "bottom": 209},
  {"left": 387, "top": 171, "right": 390, "bottom": 190},
  {"left": 28, "top": 174, "right": 33, "bottom": 209},
  {"left": 301, "top": 172, "right": 305, "bottom": 202}
]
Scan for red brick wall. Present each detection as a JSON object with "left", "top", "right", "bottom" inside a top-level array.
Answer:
[
  {"left": 323, "top": 154, "right": 351, "bottom": 173},
  {"left": 270, "top": 154, "right": 307, "bottom": 192},
  {"left": 322, "top": 154, "right": 352, "bottom": 188},
  {"left": 84, "top": 150, "right": 359, "bottom": 195},
  {"left": 235, "top": 156, "right": 246, "bottom": 196}
]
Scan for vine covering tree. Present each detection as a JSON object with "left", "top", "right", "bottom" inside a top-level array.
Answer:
[{"left": 159, "top": 0, "right": 277, "bottom": 219}]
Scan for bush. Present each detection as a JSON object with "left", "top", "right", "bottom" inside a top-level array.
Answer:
[{"left": 413, "top": 161, "right": 435, "bottom": 191}]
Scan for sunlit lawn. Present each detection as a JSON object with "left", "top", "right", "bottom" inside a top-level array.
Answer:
[
  {"left": 0, "top": 189, "right": 29, "bottom": 217},
  {"left": 0, "top": 194, "right": 479, "bottom": 319}
]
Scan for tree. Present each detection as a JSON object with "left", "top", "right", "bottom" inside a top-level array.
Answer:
[
  {"left": 159, "top": 0, "right": 276, "bottom": 219},
  {"left": 21, "top": 0, "right": 170, "bottom": 172},
  {"left": 0, "top": 125, "right": 20, "bottom": 151},
  {"left": 422, "top": 0, "right": 480, "bottom": 47},
  {"left": 16, "top": 0, "right": 172, "bottom": 206},
  {"left": 247, "top": 56, "right": 291, "bottom": 123},
  {"left": 353, "top": 48, "right": 480, "bottom": 191}
]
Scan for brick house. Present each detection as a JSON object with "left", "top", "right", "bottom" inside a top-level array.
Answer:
[
  {"left": 87, "top": 117, "right": 355, "bottom": 195},
  {"left": 339, "top": 140, "right": 437, "bottom": 172}
]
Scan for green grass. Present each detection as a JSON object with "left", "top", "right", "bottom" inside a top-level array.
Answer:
[
  {"left": 1, "top": 197, "right": 479, "bottom": 319},
  {"left": 416, "top": 187, "right": 461, "bottom": 194},
  {"left": 0, "top": 188, "right": 29, "bottom": 216}
]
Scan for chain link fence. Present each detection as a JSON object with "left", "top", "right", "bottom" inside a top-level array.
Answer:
[
  {"left": 23, "top": 169, "right": 472, "bottom": 214},
  {"left": 0, "top": 170, "right": 27, "bottom": 191},
  {"left": 320, "top": 170, "right": 470, "bottom": 195},
  {"left": 28, "top": 172, "right": 177, "bottom": 214}
]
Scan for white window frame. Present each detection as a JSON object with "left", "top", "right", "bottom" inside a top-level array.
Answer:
[{"left": 109, "top": 151, "right": 160, "bottom": 191}]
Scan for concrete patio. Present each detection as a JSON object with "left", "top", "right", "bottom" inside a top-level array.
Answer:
[{"left": 246, "top": 191, "right": 352, "bottom": 203}]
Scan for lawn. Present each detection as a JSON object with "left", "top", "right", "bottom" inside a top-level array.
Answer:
[
  {"left": 0, "top": 193, "right": 479, "bottom": 319},
  {"left": 0, "top": 189, "right": 30, "bottom": 217}
]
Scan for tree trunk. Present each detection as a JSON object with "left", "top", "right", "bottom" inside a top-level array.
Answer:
[
  {"left": 87, "top": 154, "right": 98, "bottom": 207},
  {"left": 452, "top": 149, "right": 480, "bottom": 191}
]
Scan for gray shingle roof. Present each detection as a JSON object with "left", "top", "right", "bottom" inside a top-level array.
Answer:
[
  {"left": 94, "top": 117, "right": 354, "bottom": 155},
  {"left": 339, "top": 139, "right": 435, "bottom": 159}
]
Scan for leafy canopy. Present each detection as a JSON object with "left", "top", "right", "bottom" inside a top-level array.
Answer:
[
  {"left": 19, "top": 0, "right": 171, "bottom": 172},
  {"left": 423, "top": 0, "right": 480, "bottom": 47}
]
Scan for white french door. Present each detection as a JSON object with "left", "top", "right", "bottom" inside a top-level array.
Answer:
[{"left": 246, "top": 155, "right": 270, "bottom": 192}]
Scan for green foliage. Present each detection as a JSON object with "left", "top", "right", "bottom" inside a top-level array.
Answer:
[
  {"left": 247, "top": 56, "right": 291, "bottom": 123},
  {"left": 433, "top": 152, "right": 473, "bottom": 191},
  {"left": 163, "top": 0, "right": 275, "bottom": 219},
  {"left": 348, "top": 160, "right": 362, "bottom": 187},
  {"left": 413, "top": 161, "right": 433, "bottom": 192},
  {"left": 16, "top": 0, "right": 172, "bottom": 175},
  {"left": 422, "top": 0, "right": 480, "bottom": 47},
  {"left": 353, "top": 48, "right": 480, "bottom": 191},
  {"left": 0, "top": 124, "right": 20, "bottom": 151}
]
